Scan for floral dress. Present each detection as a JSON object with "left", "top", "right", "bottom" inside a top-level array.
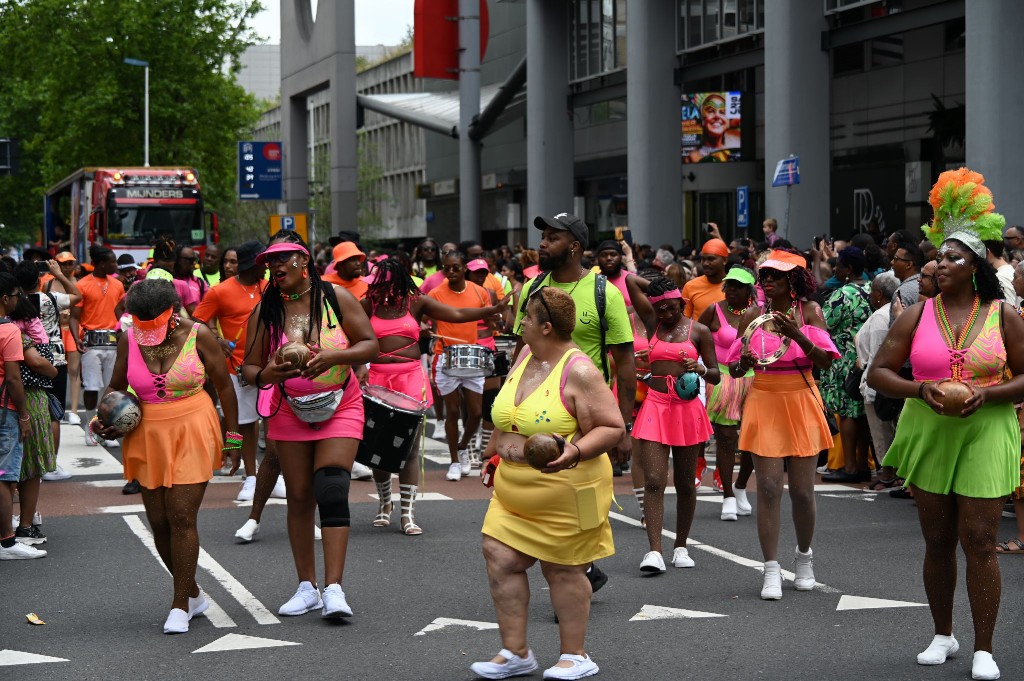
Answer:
[{"left": 820, "top": 281, "right": 872, "bottom": 418}]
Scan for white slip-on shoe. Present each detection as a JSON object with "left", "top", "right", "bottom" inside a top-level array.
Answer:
[
  {"left": 721, "top": 497, "right": 738, "bottom": 521},
  {"left": 236, "top": 476, "right": 257, "bottom": 502},
  {"left": 278, "top": 581, "right": 322, "bottom": 616},
  {"left": 65, "top": 412, "right": 81, "bottom": 425},
  {"left": 459, "top": 449, "right": 471, "bottom": 476},
  {"left": 42, "top": 465, "right": 72, "bottom": 481},
  {"left": 639, "top": 550, "right": 666, "bottom": 573},
  {"left": 972, "top": 651, "right": 1000, "bottom": 680},
  {"left": 163, "top": 608, "right": 189, "bottom": 634},
  {"left": 234, "top": 519, "right": 259, "bottom": 543},
  {"left": 794, "top": 547, "right": 816, "bottom": 590},
  {"left": 446, "top": 462, "right": 463, "bottom": 481},
  {"left": 542, "top": 653, "right": 599, "bottom": 680},
  {"left": 917, "top": 634, "right": 959, "bottom": 665},
  {"left": 671, "top": 547, "right": 695, "bottom": 568},
  {"left": 761, "top": 561, "right": 783, "bottom": 600},
  {"left": 188, "top": 591, "right": 209, "bottom": 619},
  {"left": 271, "top": 475, "right": 287, "bottom": 499},
  {"left": 734, "top": 488, "right": 752, "bottom": 515},
  {"left": 470, "top": 648, "right": 539, "bottom": 680},
  {"left": 321, "top": 583, "right": 353, "bottom": 618}
]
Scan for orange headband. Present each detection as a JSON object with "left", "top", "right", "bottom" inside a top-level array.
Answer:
[{"left": 701, "top": 239, "right": 729, "bottom": 258}]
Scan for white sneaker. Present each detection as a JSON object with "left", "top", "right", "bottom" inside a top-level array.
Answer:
[
  {"left": 640, "top": 550, "right": 666, "bottom": 573},
  {"left": 42, "top": 465, "right": 72, "bottom": 481},
  {"left": 234, "top": 519, "right": 260, "bottom": 543},
  {"left": 188, "top": 591, "right": 209, "bottom": 619},
  {"left": 0, "top": 542, "right": 47, "bottom": 560},
  {"left": 458, "top": 449, "right": 471, "bottom": 476},
  {"left": 671, "top": 547, "right": 695, "bottom": 568},
  {"left": 236, "top": 476, "right": 257, "bottom": 502},
  {"left": 84, "top": 430, "right": 98, "bottom": 447},
  {"left": 271, "top": 475, "right": 287, "bottom": 499},
  {"left": 446, "top": 462, "right": 462, "bottom": 481},
  {"left": 321, "top": 583, "right": 353, "bottom": 618},
  {"left": 350, "top": 461, "right": 374, "bottom": 481},
  {"left": 470, "top": 649, "right": 539, "bottom": 680},
  {"left": 721, "top": 497, "right": 738, "bottom": 521},
  {"left": 542, "top": 653, "right": 599, "bottom": 680},
  {"left": 314, "top": 525, "right": 322, "bottom": 541},
  {"left": 103, "top": 439, "right": 119, "bottom": 448},
  {"left": 972, "top": 650, "right": 1000, "bottom": 680},
  {"left": 917, "top": 634, "right": 959, "bottom": 665},
  {"left": 64, "top": 412, "right": 81, "bottom": 425},
  {"left": 278, "top": 581, "right": 322, "bottom": 616},
  {"left": 761, "top": 561, "right": 783, "bottom": 600},
  {"left": 794, "top": 548, "right": 816, "bottom": 590},
  {"left": 163, "top": 608, "right": 189, "bottom": 634},
  {"left": 734, "top": 487, "right": 752, "bottom": 516}
]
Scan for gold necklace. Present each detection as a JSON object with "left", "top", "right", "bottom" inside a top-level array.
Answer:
[
  {"left": 140, "top": 341, "right": 180, "bottom": 360},
  {"left": 239, "top": 280, "right": 260, "bottom": 299}
]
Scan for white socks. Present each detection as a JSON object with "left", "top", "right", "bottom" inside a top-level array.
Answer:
[
  {"left": 972, "top": 651, "right": 1000, "bottom": 680},
  {"left": 917, "top": 634, "right": 959, "bottom": 665}
]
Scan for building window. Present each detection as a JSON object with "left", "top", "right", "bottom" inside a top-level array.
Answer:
[
  {"left": 677, "top": 0, "right": 764, "bottom": 52},
  {"left": 569, "top": 0, "right": 625, "bottom": 81}
]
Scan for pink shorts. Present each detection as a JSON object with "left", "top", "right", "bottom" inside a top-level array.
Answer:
[
  {"left": 265, "top": 375, "right": 364, "bottom": 442},
  {"left": 633, "top": 388, "right": 712, "bottom": 447},
  {"left": 368, "top": 361, "right": 433, "bottom": 407}
]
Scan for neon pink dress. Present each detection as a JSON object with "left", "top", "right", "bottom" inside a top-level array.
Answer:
[{"left": 368, "top": 305, "right": 433, "bottom": 406}]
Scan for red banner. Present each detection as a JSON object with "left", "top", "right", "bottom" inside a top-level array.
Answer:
[{"left": 414, "top": 0, "right": 489, "bottom": 80}]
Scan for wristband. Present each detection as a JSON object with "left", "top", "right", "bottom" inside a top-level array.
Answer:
[
  {"left": 918, "top": 382, "right": 927, "bottom": 399},
  {"left": 225, "top": 430, "right": 242, "bottom": 442}
]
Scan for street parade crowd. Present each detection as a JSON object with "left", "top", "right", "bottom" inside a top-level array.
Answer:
[{"left": 2, "top": 169, "right": 1023, "bottom": 680}]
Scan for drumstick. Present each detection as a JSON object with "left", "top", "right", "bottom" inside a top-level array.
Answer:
[{"left": 431, "top": 333, "right": 467, "bottom": 344}]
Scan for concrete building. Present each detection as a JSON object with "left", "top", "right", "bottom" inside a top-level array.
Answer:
[{"left": 238, "top": 45, "right": 282, "bottom": 103}]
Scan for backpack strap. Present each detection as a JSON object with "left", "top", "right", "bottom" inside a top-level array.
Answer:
[{"left": 595, "top": 274, "right": 609, "bottom": 382}]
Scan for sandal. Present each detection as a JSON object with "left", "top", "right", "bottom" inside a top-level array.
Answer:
[
  {"left": 868, "top": 478, "right": 900, "bottom": 491},
  {"left": 996, "top": 538, "right": 1024, "bottom": 554},
  {"left": 373, "top": 479, "right": 393, "bottom": 528},
  {"left": 889, "top": 486, "right": 914, "bottom": 499},
  {"left": 399, "top": 483, "right": 423, "bottom": 536}
]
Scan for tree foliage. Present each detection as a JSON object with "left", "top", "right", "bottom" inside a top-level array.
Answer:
[{"left": 0, "top": 0, "right": 265, "bottom": 245}]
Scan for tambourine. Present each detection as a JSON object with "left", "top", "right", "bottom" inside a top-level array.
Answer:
[{"left": 741, "top": 313, "right": 793, "bottom": 366}]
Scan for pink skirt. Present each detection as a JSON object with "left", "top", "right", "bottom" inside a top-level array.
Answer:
[
  {"left": 633, "top": 388, "right": 713, "bottom": 447},
  {"left": 265, "top": 374, "right": 364, "bottom": 442},
  {"left": 368, "top": 360, "right": 433, "bottom": 407}
]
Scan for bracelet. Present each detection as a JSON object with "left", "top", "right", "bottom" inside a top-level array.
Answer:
[
  {"left": 918, "top": 382, "right": 928, "bottom": 399},
  {"left": 254, "top": 369, "right": 265, "bottom": 388},
  {"left": 19, "top": 416, "right": 30, "bottom": 422},
  {"left": 566, "top": 442, "right": 582, "bottom": 469},
  {"left": 225, "top": 430, "right": 242, "bottom": 442},
  {"left": 697, "top": 364, "right": 707, "bottom": 377}
]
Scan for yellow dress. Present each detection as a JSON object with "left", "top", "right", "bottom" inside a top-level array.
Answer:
[{"left": 484, "top": 347, "right": 615, "bottom": 565}]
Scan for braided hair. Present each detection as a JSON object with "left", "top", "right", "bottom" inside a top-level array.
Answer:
[
  {"left": 770, "top": 247, "right": 817, "bottom": 300},
  {"left": 646, "top": 275, "right": 679, "bottom": 298},
  {"left": 250, "top": 233, "right": 334, "bottom": 360},
  {"left": 366, "top": 255, "right": 422, "bottom": 310},
  {"left": 152, "top": 235, "right": 177, "bottom": 263}
]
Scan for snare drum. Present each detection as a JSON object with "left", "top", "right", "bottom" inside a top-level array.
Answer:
[
  {"left": 442, "top": 344, "right": 494, "bottom": 378},
  {"left": 491, "top": 335, "right": 517, "bottom": 377},
  {"left": 85, "top": 329, "right": 118, "bottom": 347},
  {"left": 356, "top": 385, "right": 427, "bottom": 473}
]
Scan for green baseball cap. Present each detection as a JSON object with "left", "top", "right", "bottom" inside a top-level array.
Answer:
[{"left": 723, "top": 268, "right": 755, "bottom": 285}]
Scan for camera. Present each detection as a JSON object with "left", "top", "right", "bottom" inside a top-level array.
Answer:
[
  {"left": 35, "top": 261, "right": 50, "bottom": 274},
  {"left": 702, "top": 223, "right": 711, "bottom": 234}
]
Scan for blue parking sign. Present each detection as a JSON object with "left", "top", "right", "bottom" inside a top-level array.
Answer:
[
  {"left": 238, "top": 141, "right": 283, "bottom": 200},
  {"left": 737, "top": 186, "right": 749, "bottom": 228}
]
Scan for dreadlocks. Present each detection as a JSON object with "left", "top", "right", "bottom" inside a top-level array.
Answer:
[{"left": 366, "top": 255, "right": 422, "bottom": 309}]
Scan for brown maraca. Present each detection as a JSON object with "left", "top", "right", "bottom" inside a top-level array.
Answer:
[
  {"left": 524, "top": 433, "right": 566, "bottom": 470},
  {"left": 275, "top": 341, "right": 311, "bottom": 370},
  {"left": 934, "top": 380, "right": 973, "bottom": 416}
]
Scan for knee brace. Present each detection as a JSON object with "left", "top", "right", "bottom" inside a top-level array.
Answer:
[{"left": 313, "top": 466, "right": 351, "bottom": 527}]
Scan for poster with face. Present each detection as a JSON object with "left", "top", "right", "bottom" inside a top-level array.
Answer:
[{"left": 681, "top": 92, "right": 742, "bottom": 164}]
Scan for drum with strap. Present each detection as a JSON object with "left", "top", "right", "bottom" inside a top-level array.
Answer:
[
  {"left": 356, "top": 385, "right": 428, "bottom": 473},
  {"left": 441, "top": 344, "right": 494, "bottom": 378}
]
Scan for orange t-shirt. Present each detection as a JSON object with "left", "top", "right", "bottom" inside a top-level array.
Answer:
[
  {"left": 75, "top": 275, "right": 125, "bottom": 331},
  {"left": 322, "top": 272, "right": 368, "bottom": 300},
  {"left": 192, "top": 277, "right": 268, "bottom": 371},
  {"left": 39, "top": 273, "right": 55, "bottom": 289},
  {"left": 427, "top": 280, "right": 490, "bottom": 354},
  {"left": 682, "top": 275, "right": 726, "bottom": 320},
  {"left": 0, "top": 323, "right": 25, "bottom": 409}
]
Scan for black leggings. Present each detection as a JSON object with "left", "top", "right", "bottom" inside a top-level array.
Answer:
[{"left": 51, "top": 365, "right": 68, "bottom": 412}]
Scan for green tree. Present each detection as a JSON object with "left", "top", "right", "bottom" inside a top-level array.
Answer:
[{"left": 0, "top": 0, "right": 264, "bottom": 245}]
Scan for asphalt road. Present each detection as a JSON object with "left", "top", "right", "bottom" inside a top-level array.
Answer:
[{"left": 4, "top": 423, "right": 1024, "bottom": 681}]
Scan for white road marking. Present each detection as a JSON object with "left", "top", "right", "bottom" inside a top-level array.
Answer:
[
  {"left": 122, "top": 515, "right": 236, "bottom": 628},
  {"left": 0, "top": 650, "right": 69, "bottom": 666},
  {"left": 101, "top": 504, "right": 148, "bottom": 514},
  {"left": 196, "top": 546, "right": 280, "bottom": 625},
  {"left": 820, "top": 493, "right": 875, "bottom": 501},
  {"left": 369, "top": 492, "right": 452, "bottom": 501},
  {"left": 608, "top": 511, "right": 842, "bottom": 595},
  {"left": 56, "top": 425, "right": 123, "bottom": 476},
  {"left": 192, "top": 633, "right": 300, "bottom": 654},
  {"left": 630, "top": 604, "right": 727, "bottom": 621},
  {"left": 87, "top": 477, "right": 242, "bottom": 488},
  {"left": 415, "top": 617, "right": 499, "bottom": 636},
  {"left": 836, "top": 595, "right": 927, "bottom": 611},
  {"left": 232, "top": 498, "right": 288, "bottom": 507}
]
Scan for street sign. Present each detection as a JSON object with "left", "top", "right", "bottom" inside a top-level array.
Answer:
[
  {"left": 736, "top": 185, "right": 749, "bottom": 228},
  {"left": 772, "top": 156, "right": 800, "bottom": 187},
  {"left": 238, "top": 141, "right": 283, "bottom": 200},
  {"left": 269, "top": 214, "right": 308, "bottom": 242}
]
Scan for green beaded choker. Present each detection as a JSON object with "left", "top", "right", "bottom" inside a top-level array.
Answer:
[{"left": 280, "top": 284, "right": 312, "bottom": 301}]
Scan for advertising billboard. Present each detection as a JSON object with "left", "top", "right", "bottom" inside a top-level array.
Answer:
[{"left": 681, "top": 92, "right": 741, "bottom": 164}]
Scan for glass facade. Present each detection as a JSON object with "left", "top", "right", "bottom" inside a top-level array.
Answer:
[
  {"left": 676, "top": 0, "right": 764, "bottom": 52},
  {"left": 569, "top": 0, "right": 627, "bottom": 81}
]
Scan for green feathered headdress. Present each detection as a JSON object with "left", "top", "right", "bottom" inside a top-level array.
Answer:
[{"left": 922, "top": 167, "right": 1005, "bottom": 259}]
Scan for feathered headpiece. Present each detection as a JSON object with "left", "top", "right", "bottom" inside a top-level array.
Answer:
[{"left": 923, "top": 167, "right": 1005, "bottom": 259}]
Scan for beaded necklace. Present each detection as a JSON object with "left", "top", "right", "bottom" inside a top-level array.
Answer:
[
  {"left": 280, "top": 284, "right": 312, "bottom": 301},
  {"left": 726, "top": 299, "right": 752, "bottom": 316},
  {"left": 935, "top": 293, "right": 981, "bottom": 381}
]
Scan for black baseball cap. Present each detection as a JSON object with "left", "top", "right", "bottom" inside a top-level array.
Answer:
[
  {"left": 22, "top": 247, "right": 51, "bottom": 261},
  {"left": 533, "top": 213, "right": 589, "bottom": 248},
  {"left": 117, "top": 254, "right": 138, "bottom": 270},
  {"left": 236, "top": 240, "right": 266, "bottom": 272},
  {"left": 595, "top": 239, "right": 623, "bottom": 255}
]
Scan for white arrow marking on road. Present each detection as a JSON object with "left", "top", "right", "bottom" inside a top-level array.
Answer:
[
  {"left": 836, "top": 595, "right": 928, "bottom": 611},
  {"left": 0, "top": 649, "right": 69, "bottom": 666},
  {"left": 192, "top": 633, "right": 301, "bottom": 654},
  {"left": 415, "top": 617, "right": 499, "bottom": 636},
  {"left": 630, "top": 604, "right": 727, "bottom": 621},
  {"left": 123, "top": 515, "right": 236, "bottom": 628}
]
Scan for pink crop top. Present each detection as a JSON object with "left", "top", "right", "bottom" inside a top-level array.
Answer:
[
  {"left": 648, "top": 321, "right": 698, "bottom": 363},
  {"left": 910, "top": 298, "right": 1004, "bottom": 388},
  {"left": 370, "top": 307, "right": 420, "bottom": 362},
  {"left": 608, "top": 271, "right": 632, "bottom": 307},
  {"left": 725, "top": 303, "right": 840, "bottom": 373},
  {"left": 275, "top": 302, "right": 351, "bottom": 396},
  {"left": 712, "top": 304, "right": 740, "bottom": 363},
  {"left": 127, "top": 324, "right": 206, "bottom": 403}
]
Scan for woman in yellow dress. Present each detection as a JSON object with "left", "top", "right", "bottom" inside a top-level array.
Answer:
[{"left": 471, "top": 287, "right": 624, "bottom": 681}]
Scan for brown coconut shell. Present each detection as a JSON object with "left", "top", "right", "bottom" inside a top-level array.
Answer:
[
  {"left": 524, "top": 433, "right": 565, "bottom": 470},
  {"left": 936, "top": 380, "right": 973, "bottom": 416},
  {"left": 275, "top": 341, "right": 311, "bottom": 370}
]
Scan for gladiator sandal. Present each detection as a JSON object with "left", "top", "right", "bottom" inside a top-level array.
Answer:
[
  {"left": 399, "top": 484, "right": 423, "bottom": 536},
  {"left": 373, "top": 478, "right": 393, "bottom": 528},
  {"left": 473, "top": 427, "right": 492, "bottom": 469},
  {"left": 633, "top": 487, "right": 646, "bottom": 527}
]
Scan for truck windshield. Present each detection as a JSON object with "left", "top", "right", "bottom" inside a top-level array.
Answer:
[{"left": 106, "top": 205, "right": 203, "bottom": 246}]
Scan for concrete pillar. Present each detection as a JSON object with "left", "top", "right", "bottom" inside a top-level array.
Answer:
[
  {"left": 526, "top": 0, "right": 573, "bottom": 245},
  {"left": 282, "top": 95, "right": 309, "bottom": 220},
  {"left": 459, "top": 0, "right": 482, "bottom": 242},
  {"left": 627, "top": 0, "right": 681, "bottom": 248},
  {"left": 763, "top": 2, "right": 830, "bottom": 246},
  {"left": 966, "top": 1, "right": 1024, "bottom": 226}
]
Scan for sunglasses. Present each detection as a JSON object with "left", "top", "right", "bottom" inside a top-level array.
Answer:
[
  {"left": 758, "top": 269, "right": 788, "bottom": 282},
  {"left": 891, "top": 255, "right": 913, "bottom": 264},
  {"left": 442, "top": 264, "right": 463, "bottom": 273},
  {"left": 265, "top": 252, "right": 299, "bottom": 267},
  {"left": 529, "top": 285, "right": 553, "bottom": 323}
]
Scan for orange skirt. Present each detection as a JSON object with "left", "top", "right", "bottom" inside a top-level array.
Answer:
[
  {"left": 122, "top": 391, "right": 222, "bottom": 489},
  {"left": 738, "top": 372, "right": 834, "bottom": 458}
]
